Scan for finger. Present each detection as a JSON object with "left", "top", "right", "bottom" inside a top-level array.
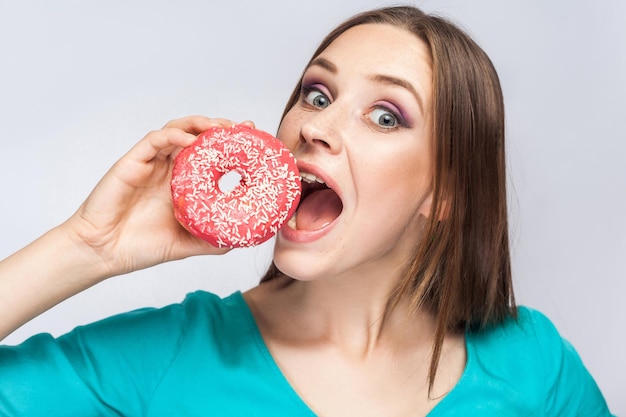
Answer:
[
  {"left": 182, "top": 237, "right": 233, "bottom": 258},
  {"left": 162, "top": 115, "right": 237, "bottom": 135},
  {"left": 129, "top": 128, "right": 197, "bottom": 163},
  {"left": 239, "top": 120, "right": 256, "bottom": 129}
]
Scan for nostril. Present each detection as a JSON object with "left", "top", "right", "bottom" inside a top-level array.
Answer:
[
  {"left": 299, "top": 116, "right": 340, "bottom": 153},
  {"left": 312, "top": 138, "right": 332, "bottom": 149}
]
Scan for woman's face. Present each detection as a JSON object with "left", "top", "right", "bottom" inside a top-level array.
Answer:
[{"left": 274, "top": 23, "right": 434, "bottom": 282}]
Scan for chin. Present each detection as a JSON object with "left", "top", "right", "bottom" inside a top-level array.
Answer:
[{"left": 271, "top": 247, "right": 332, "bottom": 283}]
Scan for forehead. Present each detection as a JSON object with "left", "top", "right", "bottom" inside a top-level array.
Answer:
[{"left": 316, "top": 23, "right": 432, "bottom": 102}]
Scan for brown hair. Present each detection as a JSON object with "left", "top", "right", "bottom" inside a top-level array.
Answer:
[{"left": 261, "top": 6, "right": 516, "bottom": 392}]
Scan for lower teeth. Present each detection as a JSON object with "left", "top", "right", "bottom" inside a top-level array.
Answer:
[{"left": 287, "top": 213, "right": 297, "bottom": 229}]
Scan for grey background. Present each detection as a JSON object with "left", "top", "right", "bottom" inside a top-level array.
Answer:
[{"left": 1, "top": 0, "right": 624, "bottom": 413}]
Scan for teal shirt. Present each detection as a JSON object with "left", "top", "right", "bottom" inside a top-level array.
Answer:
[{"left": 0, "top": 291, "right": 613, "bottom": 416}]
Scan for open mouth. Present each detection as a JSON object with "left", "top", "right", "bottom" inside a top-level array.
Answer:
[{"left": 287, "top": 171, "right": 343, "bottom": 231}]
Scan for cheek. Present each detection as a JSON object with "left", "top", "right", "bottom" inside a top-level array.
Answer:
[
  {"left": 276, "top": 109, "right": 303, "bottom": 151},
  {"left": 363, "top": 146, "right": 430, "bottom": 192},
  {"left": 358, "top": 148, "right": 433, "bottom": 216}
]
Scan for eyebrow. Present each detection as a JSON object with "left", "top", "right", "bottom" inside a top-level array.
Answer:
[
  {"left": 307, "top": 57, "right": 338, "bottom": 73},
  {"left": 369, "top": 74, "right": 425, "bottom": 114},
  {"left": 307, "top": 57, "right": 425, "bottom": 113}
]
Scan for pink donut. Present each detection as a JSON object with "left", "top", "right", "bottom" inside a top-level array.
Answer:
[{"left": 171, "top": 125, "right": 301, "bottom": 248}]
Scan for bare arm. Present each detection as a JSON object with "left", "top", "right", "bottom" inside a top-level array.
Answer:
[{"left": 0, "top": 116, "right": 243, "bottom": 340}]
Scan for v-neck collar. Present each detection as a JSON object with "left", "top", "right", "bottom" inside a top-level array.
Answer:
[
  {"left": 230, "top": 291, "right": 319, "bottom": 416},
  {"left": 229, "top": 291, "right": 473, "bottom": 416}
]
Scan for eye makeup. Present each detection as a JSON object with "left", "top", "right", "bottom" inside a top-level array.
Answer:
[{"left": 371, "top": 100, "right": 409, "bottom": 128}]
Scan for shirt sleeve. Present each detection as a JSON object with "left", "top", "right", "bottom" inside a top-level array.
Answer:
[
  {"left": 0, "top": 300, "right": 190, "bottom": 417},
  {"left": 525, "top": 309, "right": 614, "bottom": 417}
]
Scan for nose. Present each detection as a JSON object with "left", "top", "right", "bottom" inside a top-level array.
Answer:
[{"left": 299, "top": 104, "right": 345, "bottom": 154}]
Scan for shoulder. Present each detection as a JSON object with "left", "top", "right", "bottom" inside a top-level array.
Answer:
[
  {"left": 169, "top": 290, "right": 257, "bottom": 346},
  {"left": 92, "top": 290, "right": 252, "bottom": 348},
  {"left": 0, "top": 291, "right": 257, "bottom": 415},
  {"left": 470, "top": 306, "right": 561, "bottom": 356},
  {"left": 25, "top": 290, "right": 252, "bottom": 372},
  {"left": 456, "top": 306, "right": 612, "bottom": 416},
  {"left": 27, "top": 290, "right": 253, "bottom": 383},
  {"left": 62, "top": 290, "right": 232, "bottom": 342}
]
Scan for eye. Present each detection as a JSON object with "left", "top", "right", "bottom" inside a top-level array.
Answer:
[
  {"left": 303, "top": 87, "right": 330, "bottom": 109},
  {"left": 369, "top": 107, "right": 400, "bottom": 129}
]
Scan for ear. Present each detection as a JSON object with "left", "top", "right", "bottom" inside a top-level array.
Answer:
[{"left": 417, "top": 191, "right": 449, "bottom": 221}]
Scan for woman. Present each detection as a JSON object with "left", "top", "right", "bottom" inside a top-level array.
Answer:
[{"left": 0, "top": 6, "right": 614, "bottom": 416}]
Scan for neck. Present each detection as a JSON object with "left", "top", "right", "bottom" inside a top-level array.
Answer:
[{"left": 252, "top": 269, "right": 436, "bottom": 360}]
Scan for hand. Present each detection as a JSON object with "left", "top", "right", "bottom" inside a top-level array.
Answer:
[
  {"left": 0, "top": 116, "right": 259, "bottom": 338},
  {"left": 66, "top": 116, "right": 253, "bottom": 276}
]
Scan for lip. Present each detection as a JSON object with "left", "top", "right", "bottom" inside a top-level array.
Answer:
[
  {"left": 295, "top": 160, "right": 343, "bottom": 202},
  {"left": 279, "top": 160, "right": 343, "bottom": 244}
]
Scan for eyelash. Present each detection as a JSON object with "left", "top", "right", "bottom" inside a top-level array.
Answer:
[
  {"left": 300, "top": 84, "right": 407, "bottom": 130},
  {"left": 369, "top": 106, "right": 406, "bottom": 130},
  {"left": 301, "top": 85, "right": 330, "bottom": 108}
]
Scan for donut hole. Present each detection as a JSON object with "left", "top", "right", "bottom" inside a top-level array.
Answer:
[{"left": 218, "top": 170, "right": 243, "bottom": 194}]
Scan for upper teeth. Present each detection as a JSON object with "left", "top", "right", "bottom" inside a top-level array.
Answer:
[{"left": 300, "top": 172, "right": 325, "bottom": 185}]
